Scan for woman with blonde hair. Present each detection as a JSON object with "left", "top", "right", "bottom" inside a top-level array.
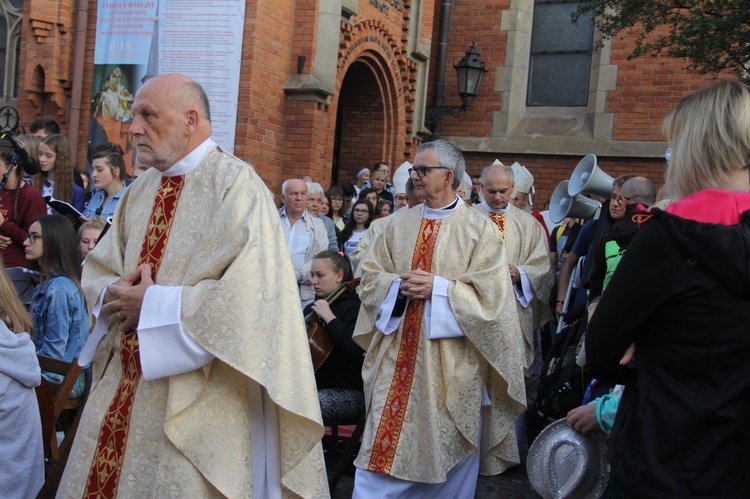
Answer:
[
  {"left": 0, "top": 261, "right": 44, "bottom": 498},
  {"left": 586, "top": 80, "right": 750, "bottom": 497},
  {"left": 35, "top": 134, "right": 86, "bottom": 213}
]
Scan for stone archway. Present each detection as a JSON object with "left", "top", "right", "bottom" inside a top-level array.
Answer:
[{"left": 331, "top": 20, "right": 415, "bottom": 185}]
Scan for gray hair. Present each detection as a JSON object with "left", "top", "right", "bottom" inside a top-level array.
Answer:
[
  {"left": 306, "top": 182, "right": 324, "bottom": 196},
  {"left": 184, "top": 81, "right": 211, "bottom": 122},
  {"left": 416, "top": 140, "right": 465, "bottom": 190},
  {"left": 281, "top": 178, "right": 307, "bottom": 197},
  {"left": 480, "top": 163, "right": 514, "bottom": 185}
]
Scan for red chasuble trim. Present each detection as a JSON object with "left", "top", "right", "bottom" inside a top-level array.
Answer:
[
  {"left": 367, "top": 218, "right": 442, "bottom": 474},
  {"left": 84, "top": 175, "right": 185, "bottom": 497},
  {"left": 489, "top": 212, "right": 506, "bottom": 239}
]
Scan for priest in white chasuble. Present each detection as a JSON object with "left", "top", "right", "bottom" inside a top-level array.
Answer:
[
  {"left": 58, "top": 74, "right": 328, "bottom": 498},
  {"left": 352, "top": 140, "right": 527, "bottom": 497},
  {"left": 475, "top": 162, "right": 553, "bottom": 367}
]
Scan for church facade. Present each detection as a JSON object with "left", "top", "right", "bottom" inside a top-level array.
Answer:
[{"left": 12, "top": 0, "right": 721, "bottom": 202}]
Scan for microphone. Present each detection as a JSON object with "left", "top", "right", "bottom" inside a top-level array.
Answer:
[{"left": 1, "top": 133, "right": 40, "bottom": 175}]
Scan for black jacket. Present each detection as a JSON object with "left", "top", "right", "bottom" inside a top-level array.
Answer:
[
  {"left": 586, "top": 196, "right": 750, "bottom": 498},
  {"left": 304, "top": 291, "right": 365, "bottom": 392}
]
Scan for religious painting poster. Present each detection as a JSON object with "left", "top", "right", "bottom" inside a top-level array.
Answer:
[{"left": 90, "top": 0, "right": 245, "bottom": 174}]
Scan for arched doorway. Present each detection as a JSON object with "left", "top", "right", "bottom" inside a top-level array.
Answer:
[
  {"left": 332, "top": 60, "right": 392, "bottom": 185},
  {"left": 331, "top": 20, "right": 410, "bottom": 187}
]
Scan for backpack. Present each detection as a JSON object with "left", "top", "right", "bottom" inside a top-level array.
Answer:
[{"left": 527, "top": 303, "right": 589, "bottom": 444}]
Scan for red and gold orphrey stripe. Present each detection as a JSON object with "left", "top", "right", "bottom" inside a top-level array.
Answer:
[
  {"left": 84, "top": 176, "right": 186, "bottom": 497},
  {"left": 367, "top": 218, "right": 442, "bottom": 474},
  {"left": 489, "top": 212, "right": 506, "bottom": 239}
]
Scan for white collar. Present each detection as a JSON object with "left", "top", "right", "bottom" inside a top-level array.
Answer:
[
  {"left": 481, "top": 199, "right": 510, "bottom": 214},
  {"left": 161, "top": 138, "right": 215, "bottom": 177},
  {"left": 421, "top": 195, "right": 464, "bottom": 220}
]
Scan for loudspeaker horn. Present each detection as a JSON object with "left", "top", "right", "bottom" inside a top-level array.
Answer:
[
  {"left": 549, "top": 180, "right": 601, "bottom": 224},
  {"left": 568, "top": 154, "right": 614, "bottom": 198}
]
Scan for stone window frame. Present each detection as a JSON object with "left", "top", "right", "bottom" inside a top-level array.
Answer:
[
  {"left": 495, "top": 0, "right": 616, "bottom": 140},
  {"left": 0, "top": 0, "right": 21, "bottom": 103}
]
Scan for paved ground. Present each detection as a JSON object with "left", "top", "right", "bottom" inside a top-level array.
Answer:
[
  {"left": 327, "top": 412, "right": 543, "bottom": 498},
  {"left": 328, "top": 431, "right": 541, "bottom": 499},
  {"left": 330, "top": 465, "right": 540, "bottom": 498}
]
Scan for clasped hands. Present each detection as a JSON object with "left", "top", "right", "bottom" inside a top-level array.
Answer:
[
  {"left": 101, "top": 264, "right": 154, "bottom": 332},
  {"left": 399, "top": 269, "right": 434, "bottom": 300}
]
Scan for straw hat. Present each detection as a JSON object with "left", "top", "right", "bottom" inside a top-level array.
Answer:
[{"left": 526, "top": 418, "right": 610, "bottom": 499}]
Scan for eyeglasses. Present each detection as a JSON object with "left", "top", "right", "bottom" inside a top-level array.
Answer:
[
  {"left": 353, "top": 208, "right": 370, "bottom": 214},
  {"left": 26, "top": 232, "right": 41, "bottom": 244},
  {"left": 665, "top": 147, "right": 672, "bottom": 163},
  {"left": 611, "top": 193, "right": 625, "bottom": 204},
  {"left": 408, "top": 165, "right": 449, "bottom": 178}
]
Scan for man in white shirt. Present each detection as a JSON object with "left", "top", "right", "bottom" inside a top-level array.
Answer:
[{"left": 279, "top": 178, "right": 328, "bottom": 306}]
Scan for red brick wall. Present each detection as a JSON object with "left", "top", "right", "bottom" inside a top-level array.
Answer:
[
  {"left": 426, "top": 0, "right": 509, "bottom": 137},
  {"left": 606, "top": 27, "right": 731, "bottom": 141},
  {"left": 233, "top": 0, "right": 296, "bottom": 191},
  {"left": 429, "top": 4, "right": 730, "bottom": 143},
  {"left": 18, "top": 0, "right": 419, "bottom": 194},
  {"left": 18, "top": 0, "right": 78, "bottom": 129},
  {"left": 464, "top": 152, "right": 667, "bottom": 209}
]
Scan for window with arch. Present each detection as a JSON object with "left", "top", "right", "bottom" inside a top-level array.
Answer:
[
  {"left": 0, "top": 0, "right": 22, "bottom": 103},
  {"left": 527, "top": 0, "right": 594, "bottom": 107}
]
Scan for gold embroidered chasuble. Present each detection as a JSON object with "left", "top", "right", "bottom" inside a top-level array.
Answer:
[
  {"left": 351, "top": 215, "right": 392, "bottom": 278},
  {"left": 353, "top": 205, "right": 527, "bottom": 483},
  {"left": 474, "top": 203, "right": 553, "bottom": 367},
  {"left": 59, "top": 146, "right": 328, "bottom": 498}
]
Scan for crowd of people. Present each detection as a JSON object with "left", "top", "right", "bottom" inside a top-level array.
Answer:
[{"left": 0, "top": 74, "right": 748, "bottom": 499}]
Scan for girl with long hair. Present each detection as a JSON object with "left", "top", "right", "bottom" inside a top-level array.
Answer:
[
  {"left": 0, "top": 137, "right": 47, "bottom": 268},
  {"left": 82, "top": 142, "right": 127, "bottom": 220},
  {"left": 338, "top": 199, "right": 372, "bottom": 256},
  {"left": 24, "top": 215, "right": 88, "bottom": 397},
  {"left": 0, "top": 262, "right": 44, "bottom": 497},
  {"left": 36, "top": 134, "right": 86, "bottom": 213},
  {"left": 304, "top": 250, "right": 364, "bottom": 391}
]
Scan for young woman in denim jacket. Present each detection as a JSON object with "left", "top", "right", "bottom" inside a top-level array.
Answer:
[{"left": 25, "top": 215, "right": 88, "bottom": 397}]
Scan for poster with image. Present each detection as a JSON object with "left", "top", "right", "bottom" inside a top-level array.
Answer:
[{"left": 90, "top": 0, "right": 245, "bottom": 174}]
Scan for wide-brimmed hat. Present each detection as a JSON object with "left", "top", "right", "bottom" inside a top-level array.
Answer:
[{"left": 526, "top": 418, "right": 610, "bottom": 499}]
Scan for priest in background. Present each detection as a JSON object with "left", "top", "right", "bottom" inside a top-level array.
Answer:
[
  {"left": 475, "top": 162, "right": 553, "bottom": 368},
  {"left": 352, "top": 139, "right": 526, "bottom": 497}
]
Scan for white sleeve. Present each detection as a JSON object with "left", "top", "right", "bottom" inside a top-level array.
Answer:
[
  {"left": 137, "top": 285, "right": 215, "bottom": 381},
  {"left": 513, "top": 267, "right": 535, "bottom": 308},
  {"left": 78, "top": 279, "right": 118, "bottom": 366},
  {"left": 375, "top": 278, "right": 408, "bottom": 335},
  {"left": 425, "top": 276, "right": 465, "bottom": 340}
]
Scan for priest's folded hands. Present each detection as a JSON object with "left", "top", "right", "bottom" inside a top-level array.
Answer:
[{"left": 398, "top": 269, "right": 434, "bottom": 300}]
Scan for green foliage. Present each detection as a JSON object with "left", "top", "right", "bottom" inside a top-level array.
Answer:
[{"left": 575, "top": 0, "right": 750, "bottom": 79}]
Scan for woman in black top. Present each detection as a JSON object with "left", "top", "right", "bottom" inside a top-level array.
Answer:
[{"left": 304, "top": 250, "right": 364, "bottom": 391}]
